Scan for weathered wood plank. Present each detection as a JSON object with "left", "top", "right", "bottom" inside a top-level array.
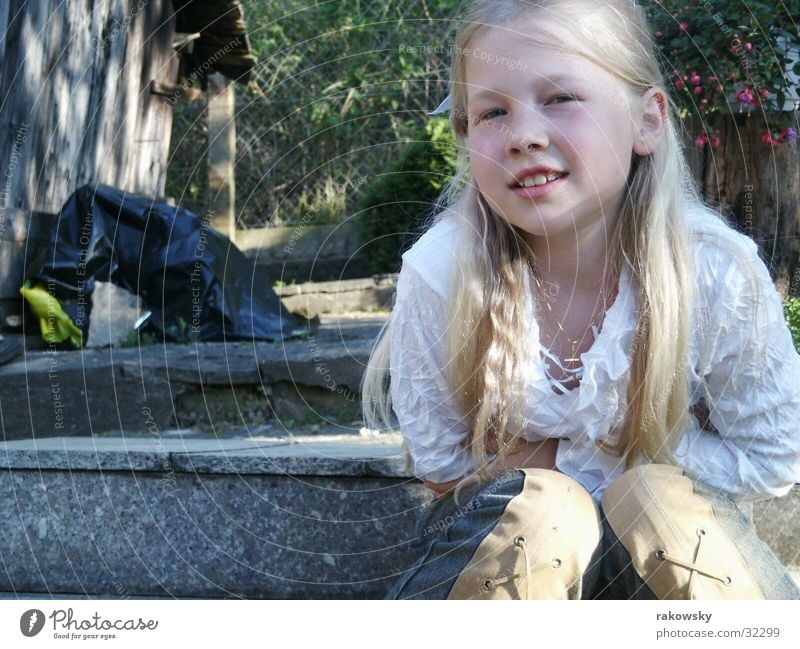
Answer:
[
  {"left": 0, "top": 0, "right": 178, "bottom": 298},
  {"left": 207, "top": 71, "right": 236, "bottom": 238}
]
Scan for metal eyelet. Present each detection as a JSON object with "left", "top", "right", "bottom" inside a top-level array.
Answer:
[
  {"left": 723, "top": 576, "right": 732, "bottom": 586},
  {"left": 481, "top": 578, "right": 495, "bottom": 591},
  {"left": 552, "top": 558, "right": 562, "bottom": 568},
  {"left": 697, "top": 528, "right": 706, "bottom": 537},
  {"left": 655, "top": 548, "right": 667, "bottom": 561},
  {"left": 514, "top": 535, "right": 526, "bottom": 547}
]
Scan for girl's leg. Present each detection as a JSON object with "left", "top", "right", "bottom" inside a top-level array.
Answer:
[
  {"left": 385, "top": 468, "right": 604, "bottom": 600},
  {"left": 598, "top": 464, "right": 800, "bottom": 599}
]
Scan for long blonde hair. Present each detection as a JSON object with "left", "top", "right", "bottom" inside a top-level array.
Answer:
[{"left": 362, "top": 0, "right": 765, "bottom": 493}]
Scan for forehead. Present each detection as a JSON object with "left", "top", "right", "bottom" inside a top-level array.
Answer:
[{"left": 463, "top": 20, "right": 618, "bottom": 95}]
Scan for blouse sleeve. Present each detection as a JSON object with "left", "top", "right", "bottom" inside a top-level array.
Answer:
[
  {"left": 677, "top": 241, "right": 800, "bottom": 502},
  {"left": 389, "top": 262, "right": 476, "bottom": 483}
]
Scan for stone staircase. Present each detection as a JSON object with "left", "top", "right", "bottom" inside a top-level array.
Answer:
[{"left": 0, "top": 310, "right": 798, "bottom": 598}]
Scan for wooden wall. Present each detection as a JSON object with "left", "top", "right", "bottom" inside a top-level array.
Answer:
[
  {"left": 683, "top": 115, "right": 799, "bottom": 298},
  {"left": 0, "top": 0, "right": 178, "bottom": 299}
]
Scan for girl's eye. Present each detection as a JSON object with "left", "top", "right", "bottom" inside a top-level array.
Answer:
[
  {"left": 548, "top": 94, "right": 578, "bottom": 104},
  {"left": 479, "top": 108, "right": 506, "bottom": 121}
]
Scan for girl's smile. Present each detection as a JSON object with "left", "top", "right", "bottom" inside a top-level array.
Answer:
[
  {"left": 510, "top": 166, "right": 569, "bottom": 199},
  {"left": 465, "top": 20, "right": 641, "bottom": 242}
]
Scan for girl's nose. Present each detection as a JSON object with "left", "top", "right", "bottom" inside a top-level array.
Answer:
[{"left": 506, "top": 111, "right": 549, "bottom": 153}]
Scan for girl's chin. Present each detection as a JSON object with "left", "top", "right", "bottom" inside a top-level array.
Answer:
[{"left": 505, "top": 218, "right": 572, "bottom": 239}]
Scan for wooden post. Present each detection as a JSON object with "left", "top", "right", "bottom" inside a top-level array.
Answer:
[{"left": 206, "top": 72, "right": 236, "bottom": 241}]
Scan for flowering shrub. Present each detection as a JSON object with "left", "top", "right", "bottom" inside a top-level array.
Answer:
[
  {"left": 786, "top": 298, "right": 800, "bottom": 354},
  {"left": 645, "top": 1, "right": 799, "bottom": 148}
]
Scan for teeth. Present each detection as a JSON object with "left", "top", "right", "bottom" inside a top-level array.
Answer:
[{"left": 521, "top": 172, "right": 563, "bottom": 188}]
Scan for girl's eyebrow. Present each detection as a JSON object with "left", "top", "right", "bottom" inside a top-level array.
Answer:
[{"left": 468, "top": 74, "right": 584, "bottom": 103}]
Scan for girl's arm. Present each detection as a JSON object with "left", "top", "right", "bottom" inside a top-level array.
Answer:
[
  {"left": 677, "top": 240, "right": 800, "bottom": 502},
  {"left": 390, "top": 263, "right": 477, "bottom": 487},
  {"left": 391, "top": 252, "right": 562, "bottom": 502}
]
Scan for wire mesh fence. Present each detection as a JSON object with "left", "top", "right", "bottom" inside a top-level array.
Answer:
[{"left": 166, "top": 0, "right": 461, "bottom": 228}]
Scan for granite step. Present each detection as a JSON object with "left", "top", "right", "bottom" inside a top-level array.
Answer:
[
  {"left": 1, "top": 435, "right": 797, "bottom": 599},
  {"left": 0, "top": 315, "right": 387, "bottom": 440},
  {"left": 0, "top": 433, "right": 418, "bottom": 599}
]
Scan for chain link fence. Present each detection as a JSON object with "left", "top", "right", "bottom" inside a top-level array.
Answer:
[{"left": 166, "top": 0, "right": 461, "bottom": 228}]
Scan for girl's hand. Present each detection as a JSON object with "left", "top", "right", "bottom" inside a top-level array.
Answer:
[
  {"left": 422, "top": 477, "right": 465, "bottom": 502},
  {"left": 422, "top": 438, "right": 560, "bottom": 501}
]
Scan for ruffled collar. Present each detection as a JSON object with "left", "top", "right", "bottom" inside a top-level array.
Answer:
[{"left": 522, "top": 262, "right": 639, "bottom": 441}]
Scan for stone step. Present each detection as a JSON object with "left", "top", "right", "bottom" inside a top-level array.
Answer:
[
  {"left": 0, "top": 316, "right": 387, "bottom": 440},
  {"left": 0, "top": 434, "right": 418, "bottom": 599},
  {"left": 273, "top": 275, "right": 396, "bottom": 318},
  {"left": 1, "top": 436, "right": 797, "bottom": 599}
]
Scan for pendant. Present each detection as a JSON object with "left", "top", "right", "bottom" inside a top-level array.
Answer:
[{"left": 564, "top": 341, "right": 581, "bottom": 363}]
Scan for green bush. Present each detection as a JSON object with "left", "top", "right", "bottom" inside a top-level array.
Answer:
[
  {"left": 785, "top": 297, "right": 800, "bottom": 353},
  {"left": 355, "top": 117, "right": 458, "bottom": 274}
]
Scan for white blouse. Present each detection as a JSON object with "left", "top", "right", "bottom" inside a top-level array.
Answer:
[{"left": 389, "top": 206, "right": 800, "bottom": 504}]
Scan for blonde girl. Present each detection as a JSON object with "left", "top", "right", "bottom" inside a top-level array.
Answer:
[{"left": 363, "top": 0, "right": 800, "bottom": 599}]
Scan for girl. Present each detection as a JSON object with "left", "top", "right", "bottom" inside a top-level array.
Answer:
[{"left": 362, "top": 0, "right": 800, "bottom": 599}]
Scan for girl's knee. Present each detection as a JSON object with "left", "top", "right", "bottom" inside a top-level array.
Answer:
[
  {"left": 601, "top": 463, "right": 765, "bottom": 598},
  {"left": 447, "top": 468, "right": 602, "bottom": 599}
]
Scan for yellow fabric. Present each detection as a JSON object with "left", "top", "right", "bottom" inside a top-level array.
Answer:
[{"left": 20, "top": 281, "right": 83, "bottom": 347}]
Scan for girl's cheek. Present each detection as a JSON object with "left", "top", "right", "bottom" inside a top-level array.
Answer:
[{"left": 468, "top": 134, "right": 495, "bottom": 158}]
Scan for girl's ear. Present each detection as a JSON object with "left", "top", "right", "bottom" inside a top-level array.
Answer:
[{"left": 633, "top": 87, "right": 668, "bottom": 156}]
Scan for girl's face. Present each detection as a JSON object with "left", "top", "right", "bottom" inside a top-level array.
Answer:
[{"left": 465, "top": 21, "right": 641, "bottom": 243}]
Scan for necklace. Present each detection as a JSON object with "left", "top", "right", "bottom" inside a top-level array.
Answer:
[{"left": 530, "top": 266, "right": 615, "bottom": 365}]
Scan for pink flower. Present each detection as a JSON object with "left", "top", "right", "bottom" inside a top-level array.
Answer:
[
  {"left": 708, "top": 76, "right": 718, "bottom": 82},
  {"left": 759, "top": 88, "right": 771, "bottom": 99},
  {"left": 731, "top": 45, "right": 739, "bottom": 54},
  {"left": 744, "top": 42, "right": 752, "bottom": 51},
  {"left": 679, "top": 21, "right": 690, "bottom": 32},
  {"left": 715, "top": 84, "right": 724, "bottom": 93},
  {"left": 695, "top": 133, "right": 709, "bottom": 148},
  {"left": 655, "top": 31, "right": 663, "bottom": 38},
  {"left": 781, "top": 127, "right": 798, "bottom": 141},
  {"left": 710, "top": 137, "right": 721, "bottom": 148},
  {"left": 761, "top": 132, "right": 777, "bottom": 145},
  {"left": 675, "top": 79, "right": 686, "bottom": 90},
  {"left": 694, "top": 86, "right": 704, "bottom": 94},
  {"left": 690, "top": 73, "right": 702, "bottom": 85},
  {"left": 736, "top": 89, "right": 755, "bottom": 104}
]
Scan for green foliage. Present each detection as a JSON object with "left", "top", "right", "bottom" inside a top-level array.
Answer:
[
  {"left": 644, "top": 1, "right": 799, "bottom": 146},
  {"left": 785, "top": 297, "right": 800, "bottom": 353},
  {"left": 118, "top": 329, "right": 159, "bottom": 348},
  {"left": 166, "top": 0, "right": 463, "bottom": 227},
  {"left": 355, "top": 117, "right": 458, "bottom": 274}
]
